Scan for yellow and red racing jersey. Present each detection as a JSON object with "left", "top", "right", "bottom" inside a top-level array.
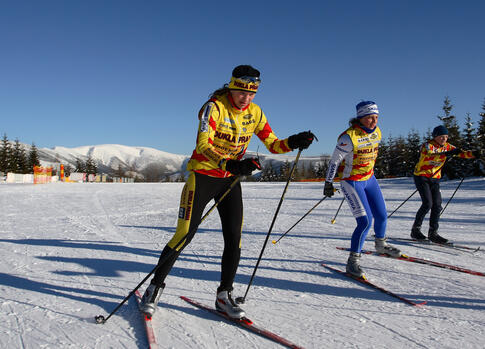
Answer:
[
  {"left": 326, "top": 125, "right": 381, "bottom": 182},
  {"left": 414, "top": 140, "right": 474, "bottom": 178},
  {"left": 186, "top": 93, "right": 292, "bottom": 177}
]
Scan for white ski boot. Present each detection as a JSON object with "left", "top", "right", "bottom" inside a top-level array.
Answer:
[
  {"left": 375, "top": 237, "right": 401, "bottom": 257},
  {"left": 346, "top": 252, "right": 365, "bottom": 278},
  {"left": 140, "top": 283, "right": 164, "bottom": 318},
  {"left": 215, "top": 290, "right": 245, "bottom": 319}
]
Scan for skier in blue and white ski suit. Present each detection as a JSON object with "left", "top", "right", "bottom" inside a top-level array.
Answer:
[{"left": 323, "top": 101, "right": 401, "bottom": 278}]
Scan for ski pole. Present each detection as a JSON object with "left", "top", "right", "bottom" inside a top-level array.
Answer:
[
  {"left": 236, "top": 149, "right": 302, "bottom": 304},
  {"left": 387, "top": 158, "right": 449, "bottom": 219},
  {"left": 387, "top": 189, "right": 418, "bottom": 219},
  {"left": 440, "top": 176, "right": 465, "bottom": 216},
  {"left": 271, "top": 196, "right": 327, "bottom": 245},
  {"left": 95, "top": 176, "right": 241, "bottom": 324},
  {"left": 331, "top": 197, "right": 345, "bottom": 224}
]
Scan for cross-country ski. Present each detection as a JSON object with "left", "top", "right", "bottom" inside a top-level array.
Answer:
[
  {"left": 180, "top": 296, "right": 304, "bottom": 349},
  {"left": 336, "top": 247, "right": 485, "bottom": 277}
]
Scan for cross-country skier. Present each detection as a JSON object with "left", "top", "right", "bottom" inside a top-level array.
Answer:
[
  {"left": 140, "top": 65, "right": 315, "bottom": 319},
  {"left": 411, "top": 125, "right": 477, "bottom": 243},
  {"left": 323, "top": 101, "right": 401, "bottom": 278}
]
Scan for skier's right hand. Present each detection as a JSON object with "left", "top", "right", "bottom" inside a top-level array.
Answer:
[
  {"left": 324, "top": 181, "right": 335, "bottom": 197},
  {"left": 225, "top": 158, "right": 261, "bottom": 176}
]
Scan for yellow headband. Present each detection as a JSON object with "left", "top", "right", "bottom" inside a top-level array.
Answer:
[{"left": 228, "top": 76, "right": 260, "bottom": 93}]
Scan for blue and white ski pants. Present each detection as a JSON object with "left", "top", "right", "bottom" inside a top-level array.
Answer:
[{"left": 340, "top": 175, "right": 387, "bottom": 253}]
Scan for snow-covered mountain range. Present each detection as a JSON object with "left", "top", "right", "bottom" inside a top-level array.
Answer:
[{"left": 36, "top": 143, "right": 329, "bottom": 179}]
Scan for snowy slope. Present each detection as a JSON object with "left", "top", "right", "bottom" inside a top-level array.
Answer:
[
  {"left": 34, "top": 144, "right": 328, "bottom": 178},
  {"left": 0, "top": 177, "right": 484, "bottom": 348},
  {"left": 37, "top": 144, "right": 190, "bottom": 174}
]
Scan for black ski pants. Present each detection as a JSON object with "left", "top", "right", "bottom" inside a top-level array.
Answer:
[
  {"left": 151, "top": 172, "right": 243, "bottom": 292},
  {"left": 412, "top": 175, "right": 442, "bottom": 232}
]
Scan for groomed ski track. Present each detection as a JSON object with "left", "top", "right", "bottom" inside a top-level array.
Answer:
[{"left": 0, "top": 178, "right": 484, "bottom": 348}]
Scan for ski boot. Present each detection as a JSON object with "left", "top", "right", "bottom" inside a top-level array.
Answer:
[
  {"left": 375, "top": 237, "right": 402, "bottom": 257},
  {"left": 215, "top": 290, "right": 245, "bottom": 319},
  {"left": 140, "top": 283, "right": 164, "bottom": 318},
  {"left": 410, "top": 226, "right": 427, "bottom": 240},
  {"left": 428, "top": 229, "right": 448, "bottom": 244},
  {"left": 346, "top": 252, "right": 365, "bottom": 278}
]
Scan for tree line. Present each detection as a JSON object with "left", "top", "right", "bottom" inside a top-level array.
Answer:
[
  {"left": 259, "top": 96, "right": 485, "bottom": 181},
  {"left": 0, "top": 134, "right": 40, "bottom": 174},
  {"left": 2, "top": 96, "right": 483, "bottom": 181}
]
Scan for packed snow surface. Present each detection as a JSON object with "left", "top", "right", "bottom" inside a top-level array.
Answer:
[{"left": 1, "top": 177, "right": 484, "bottom": 348}]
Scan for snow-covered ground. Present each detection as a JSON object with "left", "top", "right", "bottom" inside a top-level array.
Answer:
[{"left": 1, "top": 177, "right": 484, "bottom": 348}]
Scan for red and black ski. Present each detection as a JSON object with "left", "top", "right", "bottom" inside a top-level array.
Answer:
[
  {"left": 388, "top": 236, "right": 480, "bottom": 253},
  {"left": 134, "top": 290, "right": 158, "bottom": 349},
  {"left": 180, "top": 296, "right": 304, "bottom": 349},
  {"left": 336, "top": 247, "right": 485, "bottom": 277},
  {"left": 322, "top": 263, "right": 427, "bottom": 307}
]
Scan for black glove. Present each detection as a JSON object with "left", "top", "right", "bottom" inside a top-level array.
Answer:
[
  {"left": 445, "top": 148, "right": 461, "bottom": 157},
  {"left": 323, "top": 181, "right": 335, "bottom": 197},
  {"left": 472, "top": 149, "right": 482, "bottom": 158},
  {"left": 288, "top": 131, "right": 315, "bottom": 150},
  {"left": 225, "top": 158, "right": 261, "bottom": 176}
]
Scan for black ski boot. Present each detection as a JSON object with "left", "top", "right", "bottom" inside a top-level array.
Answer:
[
  {"left": 428, "top": 229, "right": 448, "bottom": 244},
  {"left": 410, "top": 226, "right": 427, "bottom": 240}
]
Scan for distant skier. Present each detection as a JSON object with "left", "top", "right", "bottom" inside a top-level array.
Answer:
[
  {"left": 140, "top": 65, "right": 314, "bottom": 319},
  {"left": 323, "top": 101, "right": 401, "bottom": 278},
  {"left": 411, "top": 125, "right": 477, "bottom": 243}
]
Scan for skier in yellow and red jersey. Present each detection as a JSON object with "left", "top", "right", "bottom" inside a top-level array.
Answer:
[
  {"left": 140, "top": 65, "right": 315, "bottom": 319},
  {"left": 411, "top": 125, "right": 477, "bottom": 244}
]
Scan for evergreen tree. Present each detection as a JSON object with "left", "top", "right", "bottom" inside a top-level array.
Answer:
[
  {"left": 477, "top": 97, "right": 485, "bottom": 159},
  {"left": 279, "top": 160, "right": 290, "bottom": 181},
  {"left": 462, "top": 113, "right": 475, "bottom": 150},
  {"left": 0, "top": 133, "right": 12, "bottom": 173},
  {"left": 75, "top": 158, "right": 85, "bottom": 172},
  {"left": 85, "top": 155, "right": 97, "bottom": 175},
  {"left": 461, "top": 113, "right": 477, "bottom": 177},
  {"left": 437, "top": 96, "right": 461, "bottom": 146},
  {"left": 28, "top": 143, "right": 40, "bottom": 172},
  {"left": 437, "top": 96, "right": 463, "bottom": 179},
  {"left": 404, "top": 129, "right": 421, "bottom": 176},
  {"left": 374, "top": 137, "right": 389, "bottom": 178},
  {"left": 11, "top": 139, "right": 28, "bottom": 173}
]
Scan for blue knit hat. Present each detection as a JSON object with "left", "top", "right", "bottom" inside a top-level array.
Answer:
[
  {"left": 432, "top": 125, "right": 448, "bottom": 138},
  {"left": 356, "top": 101, "right": 379, "bottom": 118}
]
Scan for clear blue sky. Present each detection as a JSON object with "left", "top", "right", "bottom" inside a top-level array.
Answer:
[{"left": 1, "top": 1, "right": 484, "bottom": 156}]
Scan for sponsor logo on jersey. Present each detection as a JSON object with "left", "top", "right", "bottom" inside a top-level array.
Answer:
[
  {"left": 200, "top": 103, "right": 213, "bottom": 132},
  {"left": 243, "top": 114, "right": 253, "bottom": 119},
  {"left": 214, "top": 131, "right": 251, "bottom": 144}
]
